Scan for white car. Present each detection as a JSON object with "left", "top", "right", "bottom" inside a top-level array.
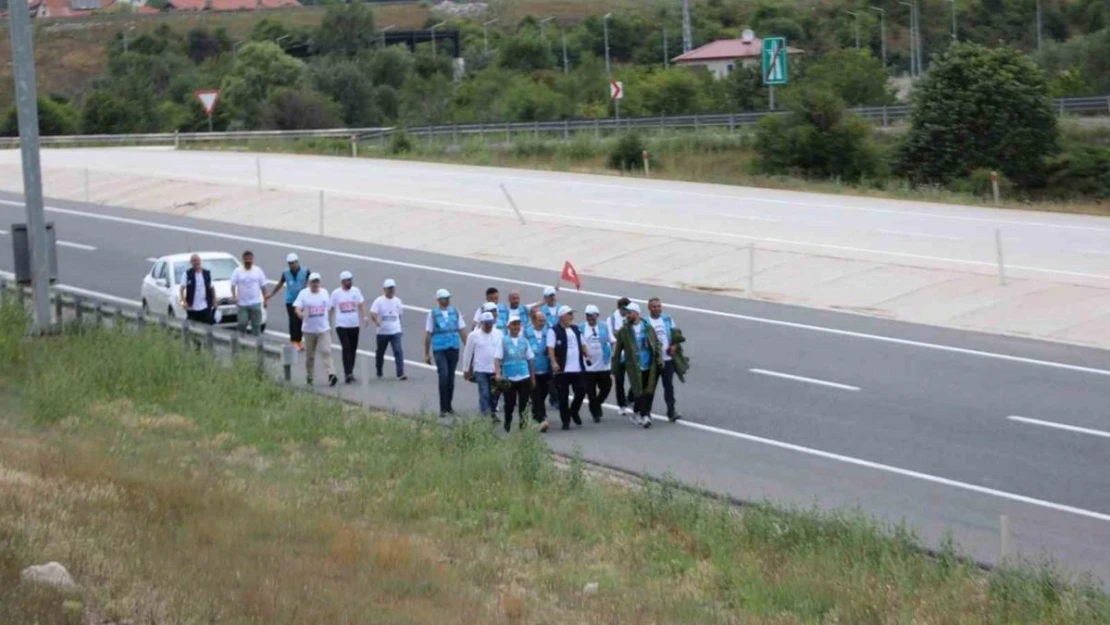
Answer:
[{"left": 141, "top": 252, "right": 268, "bottom": 329}]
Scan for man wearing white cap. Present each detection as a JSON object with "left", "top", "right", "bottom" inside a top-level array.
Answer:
[
  {"left": 580, "top": 304, "right": 615, "bottom": 423},
  {"left": 611, "top": 302, "right": 659, "bottom": 428},
  {"left": 526, "top": 308, "right": 553, "bottom": 431},
  {"left": 538, "top": 286, "right": 560, "bottom": 329},
  {"left": 463, "top": 310, "right": 503, "bottom": 421},
  {"left": 607, "top": 297, "right": 634, "bottom": 415},
  {"left": 329, "top": 270, "right": 365, "bottom": 384},
  {"left": 473, "top": 301, "right": 499, "bottom": 332},
  {"left": 294, "top": 272, "right": 338, "bottom": 387},
  {"left": 425, "top": 289, "right": 467, "bottom": 417},
  {"left": 370, "top": 278, "right": 406, "bottom": 380},
  {"left": 473, "top": 287, "right": 506, "bottom": 332},
  {"left": 546, "top": 305, "right": 586, "bottom": 429},
  {"left": 265, "top": 253, "right": 311, "bottom": 350},
  {"left": 495, "top": 313, "right": 537, "bottom": 432}
]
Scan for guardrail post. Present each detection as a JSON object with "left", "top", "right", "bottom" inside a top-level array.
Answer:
[
  {"left": 694, "top": 113, "right": 699, "bottom": 130},
  {"left": 282, "top": 344, "right": 295, "bottom": 383},
  {"left": 74, "top": 296, "right": 83, "bottom": 323},
  {"left": 350, "top": 135, "right": 358, "bottom": 158},
  {"left": 137, "top": 309, "right": 146, "bottom": 329},
  {"left": 1059, "top": 99, "right": 1065, "bottom": 116},
  {"left": 453, "top": 124, "right": 459, "bottom": 145},
  {"left": 563, "top": 119, "right": 569, "bottom": 140},
  {"left": 94, "top": 303, "right": 103, "bottom": 326},
  {"left": 205, "top": 326, "right": 215, "bottom": 352},
  {"left": 256, "top": 335, "right": 265, "bottom": 376},
  {"left": 534, "top": 120, "right": 539, "bottom": 139},
  {"left": 54, "top": 292, "right": 62, "bottom": 326},
  {"left": 506, "top": 122, "right": 512, "bottom": 143},
  {"left": 728, "top": 113, "right": 735, "bottom": 132},
  {"left": 231, "top": 335, "right": 239, "bottom": 357},
  {"left": 182, "top": 319, "right": 191, "bottom": 350},
  {"left": 479, "top": 122, "right": 484, "bottom": 139},
  {"left": 595, "top": 118, "right": 600, "bottom": 139},
  {"left": 882, "top": 106, "right": 889, "bottom": 128},
  {"left": 1106, "top": 96, "right": 1110, "bottom": 115}
]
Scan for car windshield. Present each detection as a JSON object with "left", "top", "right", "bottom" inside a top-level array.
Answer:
[{"left": 174, "top": 258, "right": 239, "bottom": 283}]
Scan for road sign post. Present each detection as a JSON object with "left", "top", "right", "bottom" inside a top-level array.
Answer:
[
  {"left": 761, "top": 36, "right": 788, "bottom": 111},
  {"left": 195, "top": 90, "right": 220, "bottom": 133},
  {"left": 610, "top": 80, "right": 623, "bottom": 120}
]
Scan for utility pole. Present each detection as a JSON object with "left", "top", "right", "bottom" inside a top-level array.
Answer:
[
  {"left": 870, "top": 6, "right": 887, "bottom": 67},
  {"left": 1036, "top": 0, "right": 1043, "bottom": 50},
  {"left": 663, "top": 26, "right": 669, "bottom": 68},
  {"left": 949, "top": 0, "right": 958, "bottom": 41},
  {"left": 430, "top": 21, "right": 446, "bottom": 58},
  {"left": 847, "top": 11, "right": 861, "bottom": 50},
  {"left": 914, "top": 0, "right": 923, "bottom": 74},
  {"left": 899, "top": 1, "right": 916, "bottom": 77},
  {"left": 603, "top": 12, "right": 612, "bottom": 76},
  {"left": 482, "top": 18, "right": 498, "bottom": 55},
  {"left": 540, "top": 16, "right": 555, "bottom": 60},
  {"left": 7, "top": 0, "right": 51, "bottom": 330},
  {"left": 561, "top": 28, "right": 569, "bottom": 74},
  {"left": 681, "top": 0, "right": 693, "bottom": 53}
]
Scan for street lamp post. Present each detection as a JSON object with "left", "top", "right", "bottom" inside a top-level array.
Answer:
[
  {"left": 430, "top": 21, "right": 446, "bottom": 58},
  {"left": 899, "top": 1, "right": 917, "bottom": 77},
  {"left": 1036, "top": 0, "right": 1043, "bottom": 50},
  {"left": 847, "top": 10, "right": 861, "bottom": 50},
  {"left": 561, "top": 28, "right": 569, "bottom": 74},
  {"left": 379, "top": 24, "right": 396, "bottom": 50},
  {"left": 603, "top": 12, "right": 612, "bottom": 77},
  {"left": 913, "top": 0, "right": 923, "bottom": 74},
  {"left": 540, "top": 16, "right": 555, "bottom": 60},
  {"left": 948, "top": 0, "right": 958, "bottom": 41},
  {"left": 482, "top": 18, "right": 498, "bottom": 55},
  {"left": 870, "top": 6, "right": 887, "bottom": 67},
  {"left": 663, "top": 26, "right": 669, "bottom": 68}
]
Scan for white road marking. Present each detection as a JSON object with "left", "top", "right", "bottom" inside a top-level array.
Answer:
[
  {"left": 1077, "top": 249, "right": 1110, "bottom": 257},
  {"left": 14, "top": 274, "right": 1110, "bottom": 525},
  {"left": 877, "top": 229, "right": 962, "bottom": 241},
  {"left": 57, "top": 240, "right": 96, "bottom": 251},
  {"left": 585, "top": 199, "right": 641, "bottom": 208},
  {"left": 9, "top": 202, "right": 1110, "bottom": 378},
  {"left": 0, "top": 228, "right": 7, "bottom": 235},
  {"left": 749, "top": 368, "right": 861, "bottom": 391},
  {"left": 1008, "top": 416, "right": 1110, "bottom": 439},
  {"left": 706, "top": 211, "right": 781, "bottom": 223}
]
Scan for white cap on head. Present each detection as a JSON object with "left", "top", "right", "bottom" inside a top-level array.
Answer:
[
  {"left": 557, "top": 305, "right": 573, "bottom": 317},
  {"left": 543, "top": 286, "right": 557, "bottom": 297},
  {"left": 584, "top": 304, "right": 600, "bottom": 316},
  {"left": 480, "top": 311, "right": 495, "bottom": 322},
  {"left": 483, "top": 302, "right": 497, "bottom": 312},
  {"left": 286, "top": 253, "right": 299, "bottom": 263},
  {"left": 625, "top": 302, "right": 641, "bottom": 314},
  {"left": 383, "top": 278, "right": 396, "bottom": 288},
  {"left": 508, "top": 313, "right": 522, "bottom": 324},
  {"left": 308, "top": 272, "right": 322, "bottom": 282},
  {"left": 436, "top": 288, "right": 451, "bottom": 299},
  {"left": 339, "top": 270, "right": 353, "bottom": 281}
]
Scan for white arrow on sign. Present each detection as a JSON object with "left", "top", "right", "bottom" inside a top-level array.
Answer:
[
  {"left": 195, "top": 90, "right": 220, "bottom": 116},
  {"left": 609, "top": 80, "right": 623, "bottom": 100}
]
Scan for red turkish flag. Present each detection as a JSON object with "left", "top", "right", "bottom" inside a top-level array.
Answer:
[{"left": 560, "top": 261, "right": 582, "bottom": 291}]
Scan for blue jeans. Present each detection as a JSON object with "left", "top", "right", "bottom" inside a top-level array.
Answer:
[
  {"left": 474, "top": 372, "right": 495, "bottom": 416},
  {"left": 375, "top": 333, "right": 404, "bottom": 377},
  {"left": 433, "top": 348, "right": 459, "bottom": 415}
]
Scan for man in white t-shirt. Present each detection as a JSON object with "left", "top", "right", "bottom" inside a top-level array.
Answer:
[
  {"left": 462, "top": 311, "right": 503, "bottom": 421},
  {"left": 647, "top": 298, "right": 681, "bottom": 422},
  {"left": 230, "top": 250, "right": 268, "bottom": 336},
  {"left": 369, "top": 278, "right": 406, "bottom": 380},
  {"left": 546, "top": 305, "right": 586, "bottom": 430},
  {"left": 329, "top": 270, "right": 365, "bottom": 384},
  {"left": 294, "top": 272, "right": 337, "bottom": 387},
  {"left": 581, "top": 304, "right": 616, "bottom": 423}
]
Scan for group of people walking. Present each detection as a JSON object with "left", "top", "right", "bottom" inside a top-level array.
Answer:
[{"left": 179, "top": 251, "right": 690, "bottom": 432}]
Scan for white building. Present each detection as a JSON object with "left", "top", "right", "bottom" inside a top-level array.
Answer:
[{"left": 672, "top": 30, "right": 804, "bottom": 80}]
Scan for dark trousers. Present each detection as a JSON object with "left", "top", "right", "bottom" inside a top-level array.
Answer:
[
  {"left": 554, "top": 372, "right": 586, "bottom": 427},
  {"left": 433, "top": 348, "right": 459, "bottom": 415},
  {"left": 530, "top": 373, "right": 551, "bottom": 422},
  {"left": 585, "top": 371, "right": 613, "bottom": 419},
  {"left": 285, "top": 304, "right": 303, "bottom": 343},
  {"left": 186, "top": 309, "right": 213, "bottom": 324},
  {"left": 336, "top": 326, "right": 360, "bottom": 377},
  {"left": 375, "top": 333, "right": 404, "bottom": 377},
  {"left": 661, "top": 360, "right": 677, "bottom": 417},
  {"left": 502, "top": 378, "right": 532, "bottom": 432},
  {"left": 612, "top": 361, "right": 629, "bottom": 407},
  {"left": 635, "top": 370, "right": 655, "bottom": 418}
]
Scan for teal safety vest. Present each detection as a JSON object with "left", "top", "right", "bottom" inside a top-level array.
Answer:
[
  {"left": 501, "top": 334, "right": 531, "bottom": 380},
  {"left": 498, "top": 303, "right": 528, "bottom": 328},
  {"left": 430, "top": 306, "right": 461, "bottom": 351},
  {"left": 634, "top": 320, "right": 653, "bottom": 371},
  {"left": 579, "top": 322, "right": 612, "bottom": 368},
  {"left": 526, "top": 326, "right": 551, "bottom": 374},
  {"left": 651, "top": 314, "right": 674, "bottom": 351},
  {"left": 541, "top": 304, "right": 559, "bottom": 329},
  {"left": 283, "top": 266, "right": 310, "bottom": 304}
]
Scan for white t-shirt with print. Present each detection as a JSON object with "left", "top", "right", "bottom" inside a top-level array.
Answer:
[
  {"left": 230, "top": 266, "right": 267, "bottom": 307},
  {"left": 648, "top": 315, "right": 677, "bottom": 362},
  {"left": 370, "top": 295, "right": 404, "bottom": 335},
  {"left": 294, "top": 288, "right": 332, "bottom": 335},
  {"left": 330, "top": 287, "right": 364, "bottom": 329}
]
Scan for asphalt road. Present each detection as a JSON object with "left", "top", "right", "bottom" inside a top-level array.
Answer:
[{"left": 3, "top": 191, "right": 1110, "bottom": 584}]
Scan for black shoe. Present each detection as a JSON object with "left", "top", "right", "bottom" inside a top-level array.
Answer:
[
  {"left": 572, "top": 415, "right": 582, "bottom": 426},
  {"left": 592, "top": 413, "right": 602, "bottom": 423},
  {"left": 561, "top": 423, "right": 571, "bottom": 431},
  {"left": 398, "top": 375, "right": 408, "bottom": 381},
  {"left": 306, "top": 377, "right": 314, "bottom": 386},
  {"left": 668, "top": 413, "right": 682, "bottom": 423},
  {"left": 345, "top": 375, "right": 356, "bottom": 384},
  {"left": 328, "top": 374, "right": 339, "bottom": 387}
]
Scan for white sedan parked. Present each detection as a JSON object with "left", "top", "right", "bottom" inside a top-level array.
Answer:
[{"left": 141, "top": 252, "right": 267, "bottom": 329}]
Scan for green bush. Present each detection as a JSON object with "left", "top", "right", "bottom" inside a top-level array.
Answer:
[
  {"left": 1042, "top": 145, "right": 1110, "bottom": 199},
  {"left": 950, "top": 168, "right": 1015, "bottom": 200},
  {"left": 389, "top": 130, "right": 414, "bottom": 154},
  {"left": 0, "top": 97, "right": 80, "bottom": 137},
  {"left": 608, "top": 133, "right": 646, "bottom": 171}
]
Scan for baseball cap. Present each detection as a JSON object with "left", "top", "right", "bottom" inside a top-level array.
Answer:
[
  {"left": 308, "top": 272, "right": 322, "bottom": 282},
  {"left": 483, "top": 302, "right": 497, "bottom": 312},
  {"left": 557, "top": 305, "right": 573, "bottom": 316},
  {"left": 339, "top": 270, "right": 353, "bottom": 281},
  {"left": 543, "top": 286, "right": 557, "bottom": 297},
  {"left": 286, "top": 253, "right": 299, "bottom": 263},
  {"left": 508, "top": 313, "right": 522, "bottom": 323},
  {"left": 584, "top": 304, "right": 600, "bottom": 316},
  {"left": 436, "top": 288, "right": 451, "bottom": 299},
  {"left": 480, "top": 311, "right": 495, "bottom": 322},
  {"left": 625, "top": 302, "right": 641, "bottom": 314},
  {"left": 383, "top": 278, "right": 396, "bottom": 288}
]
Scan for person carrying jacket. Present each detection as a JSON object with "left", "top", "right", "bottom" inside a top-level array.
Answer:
[{"left": 611, "top": 302, "right": 661, "bottom": 429}]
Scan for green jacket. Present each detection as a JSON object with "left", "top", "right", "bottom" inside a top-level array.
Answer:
[
  {"left": 613, "top": 318, "right": 662, "bottom": 397},
  {"left": 671, "top": 327, "right": 690, "bottom": 382}
]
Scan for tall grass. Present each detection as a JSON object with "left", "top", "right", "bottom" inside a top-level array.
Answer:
[{"left": 2, "top": 304, "right": 1108, "bottom": 624}]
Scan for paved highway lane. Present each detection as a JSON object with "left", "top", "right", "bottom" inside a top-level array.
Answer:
[{"left": 3, "top": 192, "right": 1110, "bottom": 582}]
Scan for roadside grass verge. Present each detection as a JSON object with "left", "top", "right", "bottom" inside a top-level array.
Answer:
[{"left": 1, "top": 303, "right": 1109, "bottom": 624}]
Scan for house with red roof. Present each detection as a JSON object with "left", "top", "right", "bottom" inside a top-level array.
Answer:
[{"left": 672, "top": 30, "right": 804, "bottom": 80}]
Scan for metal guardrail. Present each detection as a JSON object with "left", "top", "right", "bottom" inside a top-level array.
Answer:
[{"left": 0, "top": 96, "right": 1106, "bottom": 149}]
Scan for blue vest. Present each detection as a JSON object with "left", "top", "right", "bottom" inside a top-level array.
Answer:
[
  {"left": 579, "top": 322, "right": 612, "bottom": 367},
  {"left": 635, "top": 320, "right": 653, "bottom": 370},
  {"left": 541, "top": 304, "right": 559, "bottom": 329},
  {"left": 526, "top": 327, "right": 551, "bottom": 374},
  {"left": 501, "top": 334, "right": 531, "bottom": 380},
  {"left": 651, "top": 314, "right": 675, "bottom": 347},
  {"left": 498, "top": 303, "right": 528, "bottom": 328},
  {"left": 283, "top": 266, "right": 310, "bottom": 304},
  {"left": 430, "top": 306, "right": 461, "bottom": 351}
]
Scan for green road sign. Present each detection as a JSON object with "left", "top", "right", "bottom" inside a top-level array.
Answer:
[{"left": 762, "top": 37, "right": 788, "bottom": 86}]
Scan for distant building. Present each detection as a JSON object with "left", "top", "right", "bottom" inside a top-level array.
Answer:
[
  {"left": 16, "top": 0, "right": 298, "bottom": 18},
  {"left": 168, "top": 0, "right": 301, "bottom": 11},
  {"left": 672, "top": 30, "right": 804, "bottom": 80}
]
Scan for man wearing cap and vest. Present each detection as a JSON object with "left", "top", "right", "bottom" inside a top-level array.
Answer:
[
  {"left": 547, "top": 305, "right": 587, "bottom": 430},
  {"left": 179, "top": 253, "right": 215, "bottom": 325},
  {"left": 538, "top": 287, "right": 560, "bottom": 328},
  {"left": 495, "top": 313, "right": 536, "bottom": 433},
  {"left": 648, "top": 298, "right": 684, "bottom": 422},
  {"left": 463, "top": 311, "right": 504, "bottom": 422},
  {"left": 473, "top": 288, "right": 505, "bottom": 331},
  {"left": 330, "top": 270, "right": 365, "bottom": 384},
  {"left": 612, "top": 302, "right": 659, "bottom": 429},
  {"left": 505, "top": 291, "right": 529, "bottom": 325},
  {"left": 294, "top": 272, "right": 338, "bottom": 387},
  {"left": 425, "top": 289, "right": 468, "bottom": 418},
  {"left": 370, "top": 278, "right": 406, "bottom": 380},
  {"left": 580, "top": 304, "right": 615, "bottom": 423},
  {"left": 266, "top": 253, "right": 311, "bottom": 350},
  {"left": 526, "top": 308, "right": 552, "bottom": 432},
  {"left": 607, "top": 297, "right": 633, "bottom": 415}
]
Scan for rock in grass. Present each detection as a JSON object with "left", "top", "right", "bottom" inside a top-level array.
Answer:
[
  {"left": 20, "top": 562, "right": 77, "bottom": 590},
  {"left": 582, "top": 582, "right": 599, "bottom": 595}
]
